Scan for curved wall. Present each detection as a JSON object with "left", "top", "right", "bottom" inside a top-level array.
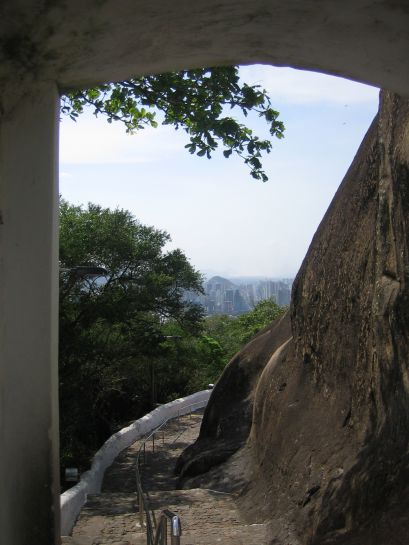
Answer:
[
  {"left": 60, "top": 390, "right": 210, "bottom": 536},
  {"left": 2, "top": 1, "right": 409, "bottom": 113}
]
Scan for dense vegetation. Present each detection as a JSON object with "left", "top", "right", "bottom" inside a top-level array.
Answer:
[
  {"left": 59, "top": 200, "right": 203, "bottom": 471},
  {"left": 59, "top": 200, "right": 286, "bottom": 476}
]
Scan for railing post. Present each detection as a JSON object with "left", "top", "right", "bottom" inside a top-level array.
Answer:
[
  {"left": 170, "top": 515, "right": 181, "bottom": 545},
  {"left": 138, "top": 487, "right": 144, "bottom": 528},
  {"left": 163, "top": 518, "right": 168, "bottom": 545},
  {"left": 137, "top": 401, "right": 206, "bottom": 545}
]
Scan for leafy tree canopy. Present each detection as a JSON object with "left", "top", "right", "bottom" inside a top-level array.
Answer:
[
  {"left": 59, "top": 199, "right": 204, "bottom": 333},
  {"left": 153, "top": 298, "right": 287, "bottom": 404},
  {"left": 204, "top": 298, "right": 285, "bottom": 363},
  {"left": 61, "top": 66, "right": 285, "bottom": 182},
  {"left": 58, "top": 199, "right": 287, "bottom": 476},
  {"left": 59, "top": 200, "right": 204, "bottom": 471}
]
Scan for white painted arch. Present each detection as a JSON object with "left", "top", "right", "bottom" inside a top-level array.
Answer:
[
  {"left": 1, "top": 2, "right": 409, "bottom": 544},
  {"left": 1, "top": 1, "right": 409, "bottom": 104}
]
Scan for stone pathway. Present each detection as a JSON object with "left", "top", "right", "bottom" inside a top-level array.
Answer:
[{"left": 64, "top": 411, "right": 269, "bottom": 545}]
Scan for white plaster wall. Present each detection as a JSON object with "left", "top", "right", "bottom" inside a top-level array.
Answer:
[
  {"left": 60, "top": 389, "right": 210, "bottom": 536},
  {"left": 1, "top": 1, "right": 409, "bottom": 98},
  {"left": 0, "top": 82, "right": 61, "bottom": 545}
]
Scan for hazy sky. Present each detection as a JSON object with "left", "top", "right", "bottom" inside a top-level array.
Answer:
[{"left": 60, "top": 65, "right": 379, "bottom": 278}]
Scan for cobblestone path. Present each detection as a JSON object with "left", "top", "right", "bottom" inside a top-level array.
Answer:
[{"left": 63, "top": 411, "right": 269, "bottom": 545}]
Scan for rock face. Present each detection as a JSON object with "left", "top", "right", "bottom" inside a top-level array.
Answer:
[
  {"left": 176, "top": 311, "right": 292, "bottom": 481},
  {"left": 177, "top": 92, "right": 409, "bottom": 544}
]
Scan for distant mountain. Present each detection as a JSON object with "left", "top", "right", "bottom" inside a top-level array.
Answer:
[
  {"left": 227, "top": 276, "right": 271, "bottom": 285},
  {"left": 206, "top": 275, "right": 238, "bottom": 289},
  {"left": 201, "top": 269, "right": 225, "bottom": 280},
  {"left": 202, "top": 273, "right": 294, "bottom": 286}
]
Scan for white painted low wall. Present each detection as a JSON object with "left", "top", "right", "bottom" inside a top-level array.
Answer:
[{"left": 60, "top": 389, "right": 210, "bottom": 535}]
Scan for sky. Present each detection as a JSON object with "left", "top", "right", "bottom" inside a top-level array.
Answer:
[{"left": 59, "top": 65, "right": 379, "bottom": 279}]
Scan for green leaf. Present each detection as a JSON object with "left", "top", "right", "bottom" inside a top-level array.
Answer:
[{"left": 60, "top": 66, "right": 286, "bottom": 182}]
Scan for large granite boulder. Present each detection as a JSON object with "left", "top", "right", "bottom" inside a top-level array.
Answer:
[
  {"left": 177, "top": 91, "right": 409, "bottom": 544},
  {"left": 176, "top": 310, "right": 291, "bottom": 480}
]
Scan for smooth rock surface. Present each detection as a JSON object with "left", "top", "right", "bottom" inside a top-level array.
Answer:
[
  {"left": 176, "top": 312, "right": 291, "bottom": 481},
  {"left": 178, "top": 91, "right": 409, "bottom": 544}
]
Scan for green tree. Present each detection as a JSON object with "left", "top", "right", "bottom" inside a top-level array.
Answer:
[
  {"left": 203, "top": 298, "right": 286, "bottom": 370},
  {"left": 59, "top": 200, "right": 287, "bottom": 474},
  {"left": 150, "top": 299, "right": 287, "bottom": 403},
  {"left": 59, "top": 200, "right": 204, "bottom": 470},
  {"left": 152, "top": 323, "right": 226, "bottom": 399},
  {"left": 61, "top": 66, "right": 285, "bottom": 181},
  {"left": 234, "top": 298, "right": 285, "bottom": 345}
]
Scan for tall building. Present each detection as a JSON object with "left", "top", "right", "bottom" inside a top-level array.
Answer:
[{"left": 184, "top": 275, "right": 293, "bottom": 316}]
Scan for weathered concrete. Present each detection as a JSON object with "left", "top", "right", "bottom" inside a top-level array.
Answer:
[
  {"left": 1, "top": 1, "right": 409, "bottom": 96},
  {"left": 72, "top": 412, "right": 270, "bottom": 545},
  {"left": 0, "top": 81, "right": 60, "bottom": 545}
]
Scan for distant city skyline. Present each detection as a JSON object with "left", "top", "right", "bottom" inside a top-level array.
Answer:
[
  {"left": 185, "top": 274, "right": 293, "bottom": 315},
  {"left": 201, "top": 271, "right": 295, "bottom": 283},
  {"left": 60, "top": 65, "right": 379, "bottom": 277}
]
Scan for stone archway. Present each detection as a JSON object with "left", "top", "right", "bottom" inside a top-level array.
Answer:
[
  {"left": 1, "top": 1, "right": 409, "bottom": 99},
  {"left": 1, "top": 2, "right": 409, "bottom": 544}
]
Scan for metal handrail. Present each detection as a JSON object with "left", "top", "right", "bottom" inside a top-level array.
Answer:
[
  {"left": 154, "top": 510, "right": 182, "bottom": 545},
  {"left": 135, "top": 401, "right": 204, "bottom": 545}
]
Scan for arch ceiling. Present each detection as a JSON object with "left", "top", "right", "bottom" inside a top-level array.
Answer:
[{"left": 1, "top": 0, "right": 409, "bottom": 94}]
